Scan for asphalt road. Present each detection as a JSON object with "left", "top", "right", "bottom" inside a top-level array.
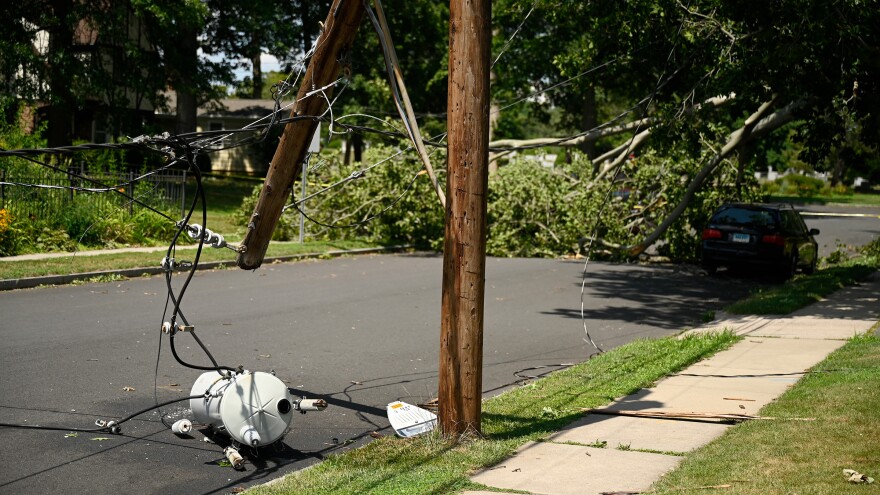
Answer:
[
  {"left": 0, "top": 254, "right": 758, "bottom": 495},
  {"left": 797, "top": 204, "right": 880, "bottom": 257},
  {"left": 0, "top": 205, "right": 875, "bottom": 495}
]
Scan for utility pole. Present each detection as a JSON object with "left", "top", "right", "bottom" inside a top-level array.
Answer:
[
  {"left": 236, "top": 0, "right": 364, "bottom": 270},
  {"left": 438, "top": 0, "right": 491, "bottom": 436}
]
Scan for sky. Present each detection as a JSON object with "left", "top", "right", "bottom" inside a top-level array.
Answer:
[{"left": 230, "top": 53, "right": 284, "bottom": 79}]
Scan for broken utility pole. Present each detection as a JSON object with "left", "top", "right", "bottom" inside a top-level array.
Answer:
[
  {"left": 236, "top": 0, "right": 365, "bottom": 270},
  {"left": 438, "top": 0, "right": 491, "bottom": 437}
]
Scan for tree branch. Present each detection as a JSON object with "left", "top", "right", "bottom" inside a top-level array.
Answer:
[
  {"left": 626, "top": 97, "right": 806, "bottom": 257},
  {"left": 488, "top": 118, "right": 651, "bottom": 151}
]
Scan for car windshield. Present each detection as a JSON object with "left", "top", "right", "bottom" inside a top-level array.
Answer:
[{"left": 713, "top": 208, "right": 775, "bottom": 229}]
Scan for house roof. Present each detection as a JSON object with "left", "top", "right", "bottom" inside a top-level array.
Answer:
[
  {"left": 204, "top": 98, "right": 278, "bottom": 119},
  {"left": 157, "top": 93, "right": 280, "bottom": 120}
]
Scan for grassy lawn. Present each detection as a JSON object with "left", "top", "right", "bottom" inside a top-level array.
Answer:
[
  {"left": 0, "top": 174, "right": 389, "bottom": 280},
  {"left": 725, "top": 240, "right": 880, "bottom": 315},
  {"left": 186, "top": 175, "right": 263, "bottom": 240},
  {"left": 0, "top": 239, "right": 380, "bottom": 280},
  {"left": 248, "top": 332, "right": 739, "bottom": 495},
  {"left": 725, "top": 262, "right": 879, "bottom": 314},
  {"left": 766, "top": 192, "right": 880, "bottom": 207},
  {"left": 651, "top": 329, "right": 880, "bottom": 495}
]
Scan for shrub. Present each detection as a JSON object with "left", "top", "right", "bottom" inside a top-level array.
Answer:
[
  {"left": 58, "top": 200, "right": 104, "bottom": 245},
  {"left": 129, "top": 210, "right": 177, "bottom": 244},
  {"left": 487, "top": 160, "right": 581, "bottom": 257},
  {"left": 232, "top": 146, "right": 763, "bottom": 261},
  {"left": 234, "top": 184, "right": 298, "bottom": 241},
  {"left": 0, "top": 208, "right": 19, "bottom": 256},
  {"left": 234, "top": 145, "right": 446, "bottom": 247},
  {"left": 861, "top": 236, "right": 880, "bottom": 259},
  {"left": 774, "top": 174, "right": 825, "bottom": 197}
]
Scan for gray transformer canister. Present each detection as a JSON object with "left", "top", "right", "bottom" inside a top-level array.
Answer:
[{"left": 190, "top": 371, "right": 294, "bottom": 447}]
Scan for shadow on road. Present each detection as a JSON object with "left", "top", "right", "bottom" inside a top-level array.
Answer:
[{"left": 542, "top": 263, "right": 765, "bottom": 330}]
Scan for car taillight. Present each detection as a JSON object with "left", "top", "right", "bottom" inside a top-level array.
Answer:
[
  {"left": 702, "top": 228, "right": 722, "bottom": 240},
  {"left": 761, "top": 234, "right": 785, "bottom": 246}
]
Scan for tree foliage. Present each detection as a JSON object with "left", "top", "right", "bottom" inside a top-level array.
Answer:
[
  {"left": 492, "top": 0, "right": 879, "bottom": 176},
  {"left": 4, "top": 0, "right": 878, "bottom": 259}
]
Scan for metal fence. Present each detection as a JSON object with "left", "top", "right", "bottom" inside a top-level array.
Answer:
[{"left": 0, "top": 168, "right": 187, "bottom": 220}]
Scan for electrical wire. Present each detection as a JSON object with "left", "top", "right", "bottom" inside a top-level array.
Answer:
[
  {"left": 159, "top": 147, "right": 236, "bottom": 374},
  {"left": 491, "top": 1, "right": 537, "bottom": 69},
  {"left": 364, "top": 0, "right": 446, "bottom": 207},
  {"left": 578, "top": 1, "right": 694, "bottom": 355},
  {"left": 0, "top": 395, "right": 202, "bottom": 434}
]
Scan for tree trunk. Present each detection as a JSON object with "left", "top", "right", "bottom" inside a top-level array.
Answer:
[
  {"left": 46, "top": 0, "right": 75, "bottom": 148},
  {"left": 174, "top": 24, "right": 199, "bottom": 135},
  {"left": 735, "top": 142, "right": 752, "bottom": 200},
  {"left": 352, "top": 132, "right": 363, "bottom": 162},
  {"left": 299, "top": 0, "right": 322, "bottom": 55},
  {"left": 831, "top": 157, "right": 846, "bottom": 186},
  {"left": 580, "top": 85, "right": 598, "bottom": 165},
  {"left": 251, "top": 51, "right": 263, "bottom": 99},
  {"left": 627, "top": 98, "right": 806, "bottom": 257},
  {"left": 344, "top": 136, "right": 353, "bottom": 165}
]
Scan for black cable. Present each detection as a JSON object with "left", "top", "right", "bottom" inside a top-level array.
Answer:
[
  {"left": 157, "top": 141, "right": 234, "bottom": 373},
  {"left": 169, "top": 334, "right": 235, "bottom": 373},
  {"left": 190, "top": 330, "right": 221, "bottom": 369},
  {"left": 0, "top": 395, "right": 202, "bottom": 434},
  {"left": 2, "top": 151, "right": 181, "bottom": 222}
]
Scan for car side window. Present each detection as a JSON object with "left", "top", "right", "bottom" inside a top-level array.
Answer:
[
  {"left": 781, "top": 211, "right": 805, "bottom": 235},
  {"left": 794, "top": 212, "right": 811, "bottom": 233}
]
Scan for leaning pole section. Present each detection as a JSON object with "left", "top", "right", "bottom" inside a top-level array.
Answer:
[
  {"left": 439, "top": 0, "right": 491, "bottom": 436},
  {"left": 236, "top": 0, "right": 365, "bottom": 270}
]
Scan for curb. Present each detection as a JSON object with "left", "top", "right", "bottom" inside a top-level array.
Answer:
[{"left": 0, "top": 245, "right": 414, "bottom": 291}]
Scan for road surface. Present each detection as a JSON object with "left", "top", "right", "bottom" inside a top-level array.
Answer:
[
  {"left": 0, "top": 254, "right": 757, "bottom": 495},
  {"left": 0, "top": 205, "right": 875, "bottom": 494}
]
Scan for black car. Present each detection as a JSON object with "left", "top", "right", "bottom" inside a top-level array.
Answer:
[{"left": 700, "top": 203, "right": 820, "bottom": 278}]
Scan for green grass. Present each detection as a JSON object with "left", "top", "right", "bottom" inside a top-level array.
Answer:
[
  {"left": 1, "top": 173, "right": 388, "bottom": 281},
  {"left": 186, "top": 175, "right": 262, "bottom": 239},
  {"left": 725, "top": 259, "right": 880, "bottom": 315},
  {"left": 765, "top": 192, "right": 880, "bottom": 206},
  {"left": 650, "top": 331, "right": 880, "bottom": 495},
  {"left": 247, "top": 332, "right": 740, "bottom": 495},
  {"left": 0, "top": 240, "right": 379, "bottom": 280}
]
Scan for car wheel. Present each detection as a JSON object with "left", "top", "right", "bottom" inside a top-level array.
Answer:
[
  {"left": 780, "top": 252, "right": 797, "bottom": 280},
  {"left": 804, "top": 256, "right": 817, "bottom": 275}
]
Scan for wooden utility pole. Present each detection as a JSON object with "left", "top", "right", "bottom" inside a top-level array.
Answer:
[
  {"left": 236, "top": 0, "right": 365, "bottom": 270},
  {"left": 439, "top": 0, "right": 491, "bottom": 436}
]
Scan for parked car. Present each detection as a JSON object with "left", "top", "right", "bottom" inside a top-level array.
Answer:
[{"left": 700, "top": 203, "right": 819, "bottom": 278}]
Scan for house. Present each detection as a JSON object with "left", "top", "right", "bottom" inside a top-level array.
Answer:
[
  {"left": 155, "top": 97, "right": 280, "bottom": 175},
  {"left": 9, "top": 4, "right": 158, "bottom": 146}
]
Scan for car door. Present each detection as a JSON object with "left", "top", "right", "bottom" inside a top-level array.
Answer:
[{"left": 782, "top": 210, "right": 816, "bottom": 265}]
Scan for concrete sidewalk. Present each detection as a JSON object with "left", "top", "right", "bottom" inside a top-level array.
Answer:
[{"left": 464, "top": 274, "right": 879, "bottom": 495}]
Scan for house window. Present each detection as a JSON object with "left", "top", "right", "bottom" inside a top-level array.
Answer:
[
  {"left": 207, "top": 121, "right": 226, "bottom": 149},
  {"left": 93, "top": 121, "right": 107, "bottom": 144}
]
